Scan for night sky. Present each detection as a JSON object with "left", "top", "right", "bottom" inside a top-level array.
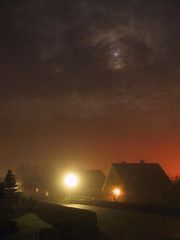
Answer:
[{"left": 0, "top": 0, "right": 180, "bottom": 175}]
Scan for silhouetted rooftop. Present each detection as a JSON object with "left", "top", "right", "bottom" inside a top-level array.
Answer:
[{"left": 103, "top": 161, "right": 172, "bottom": 198}]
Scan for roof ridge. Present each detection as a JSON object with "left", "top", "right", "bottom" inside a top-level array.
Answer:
[{"left": 112, "top": 162, "right": 159, "bottom": 165}]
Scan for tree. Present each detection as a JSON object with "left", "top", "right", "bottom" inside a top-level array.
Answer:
[
  {"left": 4, "top": 169, "right": 17, "bottom": 194},
  {"left": 0, "top": 181, "right": 5, "bottom": 199}
]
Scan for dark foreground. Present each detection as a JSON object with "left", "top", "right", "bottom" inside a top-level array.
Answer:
[{"left": 63, "top": 203, "right": 180, "bottom": 240}]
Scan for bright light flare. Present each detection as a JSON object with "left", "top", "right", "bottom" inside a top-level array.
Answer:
[
  {"left": 64, "top": 173, "right": 78, "bottom": 188},
  {"left": 112, "top": 187, "right": 122, "bottom": 197}
]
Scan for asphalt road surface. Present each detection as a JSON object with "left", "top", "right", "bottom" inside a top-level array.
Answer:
[{"left": 62, "top": 203, "right": 180, "bottom": 240}]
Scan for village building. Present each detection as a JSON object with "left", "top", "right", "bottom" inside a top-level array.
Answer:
[
  {"left": 102, "top": 160, "right": 173, "bottom": 202},
  {"left": 77, "top": 169, "right": 105, "bottom": 199}
]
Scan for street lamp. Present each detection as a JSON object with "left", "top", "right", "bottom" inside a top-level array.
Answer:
[
  {"left": 112, "top": 187, "right": 122, "bottom": 201},
  {"left": 63, "top": 173, "right": 79, "bottom": 202},
  {"left": 64, "top": 173, "right": 78, "bottom": 188}
]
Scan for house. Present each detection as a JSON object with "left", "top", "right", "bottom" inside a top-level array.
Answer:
[
  {"left": 102, "top": 160, "right": 173, "bottom": 202},
  {"left": 77, "top": 169, "right": 105, "bottom": 199}
]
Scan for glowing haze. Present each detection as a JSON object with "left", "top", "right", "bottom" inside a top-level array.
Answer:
[{"left": 0, "top": 0, "right": 180, "bottom": 175}]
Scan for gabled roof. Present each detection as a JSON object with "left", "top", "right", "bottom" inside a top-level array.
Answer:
[
  {"left": 103, "top": 161, "right": 172, "bottom": 194},
  {"left": 111, "top": 161, "right": 172, "bottom": 191}
]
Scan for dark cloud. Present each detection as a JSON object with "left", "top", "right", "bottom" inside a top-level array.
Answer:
[
  {"left": 0, "top": 0, "right": 180, "bottom": 173},
  {"left": 0, "top": 0, "right": 180, "bottom": 116},
  {"left": 2, "top": 0, "right": 179, "bottom": 73}
]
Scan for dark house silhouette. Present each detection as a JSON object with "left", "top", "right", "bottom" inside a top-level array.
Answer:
[
  {"left": 78, "top": 169, "right": 105, "bottom": 198},
  {"left": 102, "top": 160, "right": 173, "bottom": 202}
]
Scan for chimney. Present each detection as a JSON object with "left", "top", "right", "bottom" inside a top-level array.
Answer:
[{"left": 140, "top": 159, "right": 145, "bottom": 164}]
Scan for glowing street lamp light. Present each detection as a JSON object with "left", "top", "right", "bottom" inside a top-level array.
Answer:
[
  {"left": 112, "top": 187, "right": 122, "bottom": 200},
  {"left": 64, "top": 173, "right": 78, "bottom": 188}
]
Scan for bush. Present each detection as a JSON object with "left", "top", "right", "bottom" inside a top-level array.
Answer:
[
  {"left": 4, "top": 220, "right": 18, "bottom": 234},
  {"left": 14, "top": 193, "right": 38, "bottom": 213},
  {"left": 0, "top": 213, "right": 8, "bottom": 232},
  {"left": 0, "top": 214, "right": 18, "bottom": 235},
  {"left": 26, "top": 197, "right": 38, "bottom": 211},
  {"left": 39, "top": 228, "right": 60, "bottom": 240},
  {"left": 34, "top": 202, "right": 90, "bottom": 223}
]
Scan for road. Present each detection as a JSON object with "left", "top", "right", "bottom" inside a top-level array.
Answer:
[{"left": 62, "top": 203, "right": 180, "bottom": 240}]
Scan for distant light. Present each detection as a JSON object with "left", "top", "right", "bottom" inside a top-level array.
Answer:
[
  {"left": 45, "top": 191, "right": 49, "bottom": 197},
  {"left": 64, "top": 173, "right": 78, "bottom": 188},
  {"left": 16, "top": 181, "right": 22, "bottom": 192},
  {"left": 113, "top": 51, "right": 119, "bottom": 57},
  {"left": 36, "top": 188, "right": 39, "bottom": 193}
]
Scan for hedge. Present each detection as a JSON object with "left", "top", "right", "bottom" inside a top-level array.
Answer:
[
  {"left": 34, "top": 202, "right": 98, "bottom": 240},
  {"left": 73, "top": 199, "right": 180, "bottom": 217}
]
